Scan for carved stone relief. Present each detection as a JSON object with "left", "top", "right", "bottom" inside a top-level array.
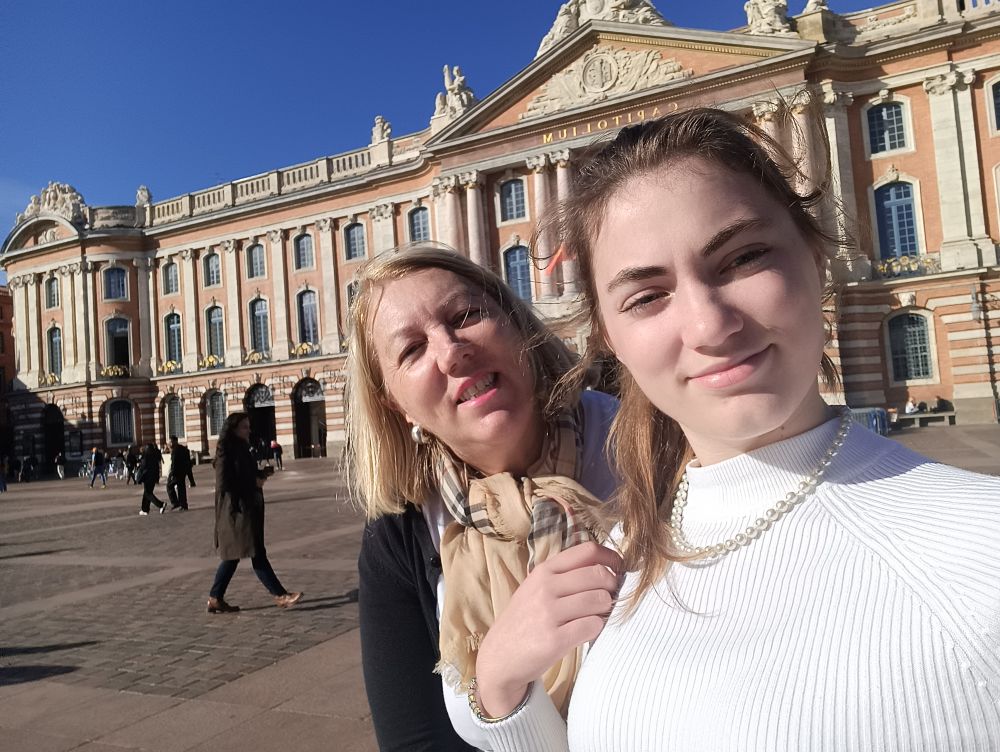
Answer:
[
  {"left": 16, "top": 182, "right": 88, "bottom": 226},
  {"left": 743, "top": 0, "right": 795, "bottom": 36},
  {"left": 521, "top": 46, "right": 691, "bottom": 121},
  {"left": 536, "top": 0, "right": 669, "bottom": 58}
]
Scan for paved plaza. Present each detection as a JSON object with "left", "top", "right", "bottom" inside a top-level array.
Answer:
[{"left": 1, "top": 423, "right": 999, "bottom": 752}]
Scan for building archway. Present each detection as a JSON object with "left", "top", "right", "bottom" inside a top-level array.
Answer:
[
  {"left": 41, "top": 403, "right": 66, "bottom": 472},
  {"left": 292, "top": 378, "right": 326, "bottom": 458},
  {"left": 244, "top": 383, "right": 276, "bottom": 457}
]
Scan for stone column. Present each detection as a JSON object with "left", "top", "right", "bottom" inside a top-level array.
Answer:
[
  {"left": 268, "top": 229, "right": 290, "bottom": 359},
  {"left": 59, "top": 265, "right": 79, "bottom": 380},
  {"left": 135, "top": 257, "right": 155, "bottom": 376},
  {"left": 25, "top": 273, "right": 41, "bottom": 383},
  {"left": 527, "top": 154, "right": 556, "bottom": 299},
  {"left": 752, "top": 100, "right": 782, "bottom": 146},
  {"left": 221, "top": 239, "right": 243, "bottom": 365},
  {"left": 923, "top": 69, "right": 994, "bottom": 270},
  {"left": 370, "top": 203, "right": 397, "bottom": 253},
  {"left": 8, "top": 277, "right": 28, "bottom": 387},
  {"left": 179, "top": 250, "right": 200, "bottom": 372},
  {"left": 316, "top": 218, "right": 343, "bottom": 353},
  {"left": 461, "top": 171, "right": 488, "bottom": 268},
  {"left": 551, "top": 150, "right": 578, "bottom": 296},
  {"left": 433, "top": 176, "right": 463, "bottom": 252},
  {"left": 81, "top": 261, "right": 97, "bottom": 379},
  {"left": 790, "top": 89, "right": 817, "bottom": 194}
]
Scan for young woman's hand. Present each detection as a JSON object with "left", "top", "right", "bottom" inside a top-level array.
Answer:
[{"left": 473, "top": 541, "right": 624, "bottom": 718}]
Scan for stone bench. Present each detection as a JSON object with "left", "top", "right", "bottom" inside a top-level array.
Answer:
[{"left": 893, "top": 411, "right": 957, "bottom": 429}]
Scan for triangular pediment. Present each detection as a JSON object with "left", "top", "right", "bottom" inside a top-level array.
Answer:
[{"left": 427, "top": 20, "right": 814, "bottom": 146}]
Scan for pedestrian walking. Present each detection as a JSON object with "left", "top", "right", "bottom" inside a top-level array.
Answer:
[
  {"left": 88, "top": 447, "right": 107, "bottom": 488},
  {"left": 55, "top": 452, "right": 66, "bottom": 479},
  {"left": 270, "top": 439, "right": 283, "bottom": 470},
  {"left": 166, "top": 435, "right": 192, "bottom": 511},
  {"left": 137, "top": 443, "right": 166, "bottom": 515},
  {"left": 125, "top": 445, "right": 139, "bottom": 485},
  {"left": 207, "top": 412, "right": 301, "bottom": 613}
]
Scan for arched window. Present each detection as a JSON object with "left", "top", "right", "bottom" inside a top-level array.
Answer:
[
  {"left": 993, "top": 82, "right": 1000, "bottom": 131},
  {"left": 104, "top": 267, "right": 127, "bottom": 300},
  {"left": 889, "top": 313, "right": 932, "bottom": 381},
  {"left": 105, "top": 317, "right": 130, "bottom": 366},
  {"left": 347, "top": 280, "right": 360, "bottom": 309},
  {"left": 875, "top": 182, "right": 918, "bottom": 260},
  {"left": 203, "top": 253, "right": 221, "bottom": 286},
  {"left": 162, "top": 262, "right": 179, "bottom": 295},
  {"left": 206, "top": 306, "right": 225, "bottom": 359},
  {"left": 164, "top": 312, "right": 182, "bottom": 363},
  {"left": 108, "top": 400, "right": 135, "bottom": 445},
  {"left": 504, "top": 245, "right": 532, "bottom": 301},
  {"left": 246, "top": 243, "right": 266, "bottom": 278},
  {"left": 867, "top": 102, "right": 907, "bottom": 155},
  {"left": 165, "top": 396, "right": 185, "bottom": 439},
  {"left": 500, "top": 179, "right": 526, "bottom": 222},
  {"left": 298, "top": 290, "right": 319, "bottom": 345},
  {"left": 45, "top": 277, "right": 60, "bottom": 308},
  {"left": 48, "top": 327, "right": 62, "bottom": 378},
  {"left": 249, "top": 298, "right": 270, "bottom": 352},
  {"left": 294, "top": 234, "right": 314, "bottom": 269},
  {"left": 207, "top": 391, "right": 227, "bottom": 436},
  {"left": 345, "top": 223, "right": 366, "bottom": 260},
  {"left": 408, "top": 207, "right": 430, "bottom": 241}
]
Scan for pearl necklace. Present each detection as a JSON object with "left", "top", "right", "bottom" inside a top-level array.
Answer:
[{"left": 668, "top": 409, "right": 853, "bottom": 559}]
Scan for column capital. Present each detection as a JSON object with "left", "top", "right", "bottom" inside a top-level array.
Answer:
[
  {"left": 267, "top": 228, "right": 284, "bottom": 244},
  {"left": 751, "top": 99, "right": 779, "bottom": 123},
  {"left": 459, "top": 170, "right": 482, "bottom": 189},
  {"left": 132, "top": 257, "right": 153, "bottom": 271},
  {"left": 369, "top": 203, "right": 394, "bottom": 221},
  {"left": 526, "top": 154, "right": 549, "bottom": 173},
  {"left": 549, "top": 149, "right": 571, "bottom": 168},
  {"left": 923, "top": 68, "right": 975, "bottom": 97},
  {"left": 432, "top": 175, "right": 459, "bottom": 197},
  {"left": 315, "top": 217, "right": 334, "bottom": 233},
  {"left": 789, "top": 88, "right": 813, "bottom": 115},
  {"left": 821, "top": 85, "right": 854, "bottom": 112},
  {"left": 178, "top": 248, "right": 196, "bottom": 261},
  {"left": 220, "top": 238, "right": 237, "bottom": 254}
]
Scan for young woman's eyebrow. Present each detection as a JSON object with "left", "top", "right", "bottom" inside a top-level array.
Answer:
[{"left": 699, "top": 218, "right": 767, "bottom": 258}]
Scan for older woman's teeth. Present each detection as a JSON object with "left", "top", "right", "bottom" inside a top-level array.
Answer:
[{"left": 459, "top": 374, "right": 496, "bottom": 403}]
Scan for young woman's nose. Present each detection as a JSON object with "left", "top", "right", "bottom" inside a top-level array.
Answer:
[{"left": 677, "top": 282, "right": 743, "bottom": 350}]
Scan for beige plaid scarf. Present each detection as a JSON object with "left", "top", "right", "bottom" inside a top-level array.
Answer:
[{"left": 434, "top": 404, "right": 607, "bottom": 718}]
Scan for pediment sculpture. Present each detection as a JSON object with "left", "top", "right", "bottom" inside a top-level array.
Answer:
[
  {"left": 521, "top": 46, "right": 692, "bottom": 121},
  {"left": 16, "top": 181, "right": 88, "bottom": 225},
  {"left": 536, "top": 0, "right": 669, "bottom": 58},
  {"left": 744, "top": 0, "right": 796, "bottom": 35}
]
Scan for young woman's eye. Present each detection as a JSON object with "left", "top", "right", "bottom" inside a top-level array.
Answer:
[
  {"left": 621, "top": 291, "right": 669, "bottom": 314},
  {"left": 727, "top": 247, "right": 770, "bottom": 271}
]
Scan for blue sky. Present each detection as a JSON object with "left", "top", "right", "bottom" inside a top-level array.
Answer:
[{"left": 1, "top": 0, "right": 880, "bottom": 230}]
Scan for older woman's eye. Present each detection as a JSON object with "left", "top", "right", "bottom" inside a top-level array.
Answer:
[
  {"left": 454, "top": 306, "right": 484, "bottom": 327},
  {"left": 398, "top": 342, "right": 424, "bottom": 363}
]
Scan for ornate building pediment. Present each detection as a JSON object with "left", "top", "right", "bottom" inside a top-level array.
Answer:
[
  {"left": 16, "top": 182, "right": 88, "bottom": 226},
  {"left": 520, "top": 45, "right": 692, "bottom": 121},
  {"left": 536, "top": 0, "right": 670, "bottom": 58}
]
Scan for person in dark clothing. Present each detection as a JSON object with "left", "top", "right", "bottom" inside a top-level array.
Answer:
[
  {"left": 88, "top": 448, "right": 106, "bottom": 488},
  {"left": 270, "top": 440, "right": 283, "bottom": 470},
  {"left": 124, "top": 445, "right": 140, "bottom": 485},
  {"left": 207, "top": 412, "right": 301, "bottom": 613},
  {"left": 166, "top": 435, "right": 192, "bottom": 511},
  {"left": 137, "top": 443, "right": 166, "bottom": 515}
]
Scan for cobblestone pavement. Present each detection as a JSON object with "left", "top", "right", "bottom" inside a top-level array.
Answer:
[{"left": 0, "top": 457, "right": 365, "bottom": 700}]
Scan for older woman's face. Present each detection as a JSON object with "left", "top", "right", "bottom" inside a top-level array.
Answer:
[{"left": 370, "top": 268, "right": 540, "bottom": 474}]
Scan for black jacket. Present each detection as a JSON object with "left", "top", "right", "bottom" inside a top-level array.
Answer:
[
  {"left": 359, "top": 506, "right": 477, "bottom": 752},
  {"left": 169, "top": 444, "right": 193, "bottom": 476}
]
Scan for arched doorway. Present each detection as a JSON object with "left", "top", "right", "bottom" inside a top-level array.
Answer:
[
  {"left": 292, "top": 378, "right": 326, "bottom": 458},
  {"left": 244, "top": 384, "right": 276, "bottom": 458},
  {"left": 41, "top": 403, "right": 66, "bottom": 472}
]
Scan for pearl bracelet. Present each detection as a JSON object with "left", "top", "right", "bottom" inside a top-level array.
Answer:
[{"left": 467, "top": 677, "right": 531, "bottom": 724}]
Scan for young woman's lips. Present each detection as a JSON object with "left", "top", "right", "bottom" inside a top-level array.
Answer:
[{"left": 688, "top": 347, "right": 771, "bottom": 390}]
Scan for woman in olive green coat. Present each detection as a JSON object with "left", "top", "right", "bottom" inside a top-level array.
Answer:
[{"left": 207, "top": 411, "right": 302, "bottom": 613}]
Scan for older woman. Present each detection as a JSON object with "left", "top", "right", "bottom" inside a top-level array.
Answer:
[
  {"left": 347, "top": 244, "right": 621, "bottom": 751},
  {"left": 470, "top": 109, "right": 1000, "bottom": 750}
]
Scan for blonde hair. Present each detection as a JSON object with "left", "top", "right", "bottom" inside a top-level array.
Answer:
[
  {"left": 343, "top": 242, "right": 577, "bottom": 520},
  {"left": 552, "top": 107, "right": 845, "bottom": 610}
]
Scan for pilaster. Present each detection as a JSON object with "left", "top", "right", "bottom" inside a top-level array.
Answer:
[
  {"left": 268, "top": 229, "right": 290, "bottom": 359},
  {"left": 135, "top": 257, "right": 154, "bottom": 376},
  {"left": 527, "top": 154, "right": 556, "bottom": 299},
  {"left": 551, "top": 149, "right": 578, "bottom": 296},
  {"left": 752, "top": 99, "right": 782, "bottom": 146},
  {"left": 81, "top": 261, "right": 97, "bottom": 380},
  {"left": 221, "top": 239, "right": 243, "bottom": 365},
  {"left": 370, "top": 203, "right": 397, "bottom": 253},
  {"left": 25, "top": 273, "right": 41, "bottom": 385},
  {"left": 460, "top": 171, "right": 488, "bottom": 268},
  {"left": 179, "top": 250, "right": 200, "bottom": 372},
  {"left": 9, "top": 277, "right": 28, "bottom": 388},
  {"left": 316, "top": 218, "right": 343, "bottom": 353},
  {"left": 59, "top": 264, "right": 79, "bottom": 381}
]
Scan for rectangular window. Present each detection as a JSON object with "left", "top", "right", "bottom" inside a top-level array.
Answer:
[
  {"left": 104, "top": 268, "right": 127, "bottom": 300},
  {"left": 867, "top": 103, "right": 906, "bottom": 155}
]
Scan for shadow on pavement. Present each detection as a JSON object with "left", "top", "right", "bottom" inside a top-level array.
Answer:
[
  {"left": 3, "top": 641, "right": 102, "bottom": 656},
  {"left": 0, "top": 548, "right": 79, "bottom": 560},
  {"left": 0, "top": 664, "right": 79, "bottom": 685}
]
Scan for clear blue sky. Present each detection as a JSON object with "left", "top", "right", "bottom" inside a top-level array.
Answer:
[{"left": 1, "top": 0, "right": 879, "bottom": 230}]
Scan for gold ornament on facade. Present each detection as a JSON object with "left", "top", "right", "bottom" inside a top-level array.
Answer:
[
  {"left": 158, "top": 360, "right": 181, "bottom": 375},
  {"left": 198, "top": 354, "right": 223, "bottom": 370},
  {"left": 291, "top": 342, "right": 320, "bottom": 358},
  {"left": 99, "top": 364, "right": 130, "bottom": 378}
]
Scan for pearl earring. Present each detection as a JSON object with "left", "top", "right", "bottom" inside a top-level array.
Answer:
[{"left": 410, "top": 425, "right": 430, "bottom": 445}]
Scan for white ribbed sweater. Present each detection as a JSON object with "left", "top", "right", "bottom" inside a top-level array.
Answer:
[{"left": 476, "top": 417, "right": 1000, "bottom": 752}]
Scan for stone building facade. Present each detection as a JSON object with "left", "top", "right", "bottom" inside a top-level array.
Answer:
[{"left": 2, "top": 0, "right": 999, "bottom": 466}]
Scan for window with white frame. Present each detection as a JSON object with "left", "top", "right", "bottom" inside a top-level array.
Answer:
[
  {"left": 203, "top": 253, "right": 222, "bottom": 286},
  {"left": 504, "top": 245, "right": 532, "bottom": 301},
  {"left": 207, "top": 391, "right": 227, "bottom": 436},
  {"left": 45, "top": 277, "right": 59, "bottom": 308},
  {"left": 105, "top": 317, "right": 130, "bottom": 367},
  {"left": 164, "top": 312, "right": 182, "bottom": 363},
  {"left": 249, "top": 298, "right": 270, "bottom": 353},
  {"left": 246, "top": 243, "right": 266, "bottom": 279},
  {"left": 294, "top": 234, "right": 314, "bottom": 269},
  {"left": 298, "top": 290, "right": 319, "bottom": 345},
  {"left": 867, "top": 102, "right": 907, "bottom": 155},
  {"left": 206, "top": 306, "right": 225, "bottom": 359},
  {"left": 888, "top": 313, "right": 933, "bottom": 381},
  {"left": 104, "top": 267, "right": 127, "bottom": 300},
  {"left": 108, "top": 400, "right": 135, "bottom": 445},
  {"left": 345, "top": 223, "right": 366, "bottom": 260},
  {"left": 48, "top": 327, "right": 62, "bottom": 378},
  {"left": 408, "top": 207, "right": 430, "bottom": 241},
  {"left": 500, "top": 179, "right": 526, "bottom": 222},
  {"left": 165, "top": 396, "right": 185, "bottom": 439},
  {"left": 875, "top": 182, "right": 919, "bottom": 260},
  {"left": 162, "top": 262, "right": 179, "bottom": 295}
]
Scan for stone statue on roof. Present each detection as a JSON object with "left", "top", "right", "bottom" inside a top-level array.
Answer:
[
  {"left": 744, "top": 0, "right": 795, "bottom": 35},
  {"left": 536, "top": 0, "right": 669, "bottom": 57},
  {"left": 16, "top": 182, "right": 87, "bottom": 225},
  {"left": 371, "top": 115, "right": 392, "bottom": 144}
]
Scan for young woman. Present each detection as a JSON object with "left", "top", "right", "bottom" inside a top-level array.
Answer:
[
  {"left": 347, "top": 244, "right": 620, "bottom": 751},
  {"left": 470, "top": 109, "right": 1000, "bottom": 750}
]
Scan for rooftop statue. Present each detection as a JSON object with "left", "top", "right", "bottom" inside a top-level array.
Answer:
[{"left": 536, "top": 0, "right": 669, "bottom": 58}]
